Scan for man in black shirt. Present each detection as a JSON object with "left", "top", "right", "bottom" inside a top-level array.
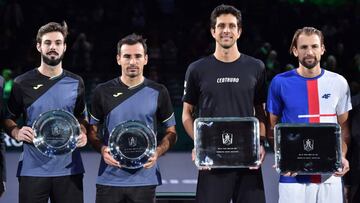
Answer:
[{"left": 182, "top": 4, "right": 267, "bottom": 203}]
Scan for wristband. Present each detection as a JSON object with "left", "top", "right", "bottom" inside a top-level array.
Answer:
[{"left": 260, "top": 139, "right": 266, "bottom": 146}]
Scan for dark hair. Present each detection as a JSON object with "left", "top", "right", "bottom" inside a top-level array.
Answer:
[
  {"left": 210, "top": 4, "right": 242, "bottom": 30},
  {"left": 117, "top": 33, "right": 147, "bottom": 55},
  {"left": 289, "top": 27, "right": 325, "bottom": 54},
  {"left": 36, "top": 21, "right": 68, "bottom": 43}
]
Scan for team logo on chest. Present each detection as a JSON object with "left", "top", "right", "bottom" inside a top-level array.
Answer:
[
  {"left": 322, "top": 93, "right": 331, "bottom": 99},
  {"left": 113, "top": 92, "right": 123, "bottom": 97},
  {"left": 216, "top": 77, "right": 239, "bottom": 83},
  {"left": 33, "top": 84, "right": 43, "bottom": 90}
]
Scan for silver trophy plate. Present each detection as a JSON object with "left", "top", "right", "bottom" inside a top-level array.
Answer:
[
  {"left": 194, "top": 117, "right": 260, "bottom": 168},
  {"left": 108, "top": 120, "right": 156, "bottom": 169},
  {"left": 32, "top": 109, "right": 80, "bottom": 157},
  {"left": 274, "top": 123, "right": 342, "bottom": 174}
]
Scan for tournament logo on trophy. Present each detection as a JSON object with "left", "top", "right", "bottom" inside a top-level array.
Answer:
[
  {"left": 222, "top": 132, "right": 233, "bottom": 146},
  {"left": 303, "top": 139, "right": 314, "bottom": 152},
  {"left": 108, "top": 120, "right": 156, "bottom": 169},
  {"left": 33, "top": 109, "right": 80, "bottom": 157},
  {"left": 194, "top": 117, "right": 261, "bottom": 168},
  {"left": 52, "top": 126, "right": 61, "bottom": 136},
  {"left": 128, "top": 136, "right": 137, "bottom": 147}
]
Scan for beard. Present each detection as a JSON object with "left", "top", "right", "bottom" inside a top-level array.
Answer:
[
  {"left": 299, "top": 56, "right": 319, "bottom": 69},
  {"left": 41, "top": 52, "right": 64, "bottom": 66}
]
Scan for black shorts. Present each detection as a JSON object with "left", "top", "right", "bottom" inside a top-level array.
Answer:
[
  {"left": 196, "top": 168, "right": 265, "bottom": 203},
  {"left": 96, "top": 184, "right": 156, "bottom": 203},
  {"left": 18, "top": 174, "right": 83, "bottom": 203}
]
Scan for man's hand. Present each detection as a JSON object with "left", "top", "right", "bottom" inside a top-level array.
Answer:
[
  {"left": 143, "top": 152, "right": 159, "bottom": 169},
  {"left": 282, "top": 171, "right": 298, "bottom": 177},
  {"left": 101, "top": 146, "right": 120, "bottom": 167},
  {"left": 334, "top": 157, "right": 350, "bottom": 177},
  {"left": 250, "top": 145, "right": 266, "bottom": 170},
  {"left": 13, "top": 126, "right": 34, "bottom": 143},
  {"left": 76, "top": 132, "right": 87, "bottom": 147},
  {"left": 191, "top": 148, "right": 211, "bottom": 170}
]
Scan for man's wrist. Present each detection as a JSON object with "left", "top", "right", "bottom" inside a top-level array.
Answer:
[
  {"left": 260, "top": 138, "right": 266, "bottom": 146},
  {"left": 100, "top": 145, "right": 107, "bottom": 155}
]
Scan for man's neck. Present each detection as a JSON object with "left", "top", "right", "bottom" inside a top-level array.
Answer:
[
  {"left": 120, "top": 75, "right": 144, "bottom": 88},
  {"left": 37, "top": 63, "right": 63, "bottom": 78},
  {"left": 213, "top": 44, "right": 241, "bottom": 62},
  {"left": 297, "top": 65, "right": 322, "bottom": 78}
]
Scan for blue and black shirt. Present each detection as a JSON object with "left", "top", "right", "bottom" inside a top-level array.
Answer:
[
  {"left": 7, "top": 69, "right": 86, "bottom": 177},
  {"left": 89, "top": 77, "right": 176, "bottom": 187}
]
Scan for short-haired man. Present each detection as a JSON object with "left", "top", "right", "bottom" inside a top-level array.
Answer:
[
  {"left": 182, "top": 4, "right": 267, "bottom": 203},
  {"left": 3, "top": 21, "right": 88, "bottom": 202},
  {"left": 88, "top": 33, "right": 177, "bottom": 203},
  {"left": 267, "top": 27, "right": 351, "bottom": 203}
]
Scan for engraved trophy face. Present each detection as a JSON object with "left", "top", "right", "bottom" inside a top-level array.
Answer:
[
  {"left": 108, "top": 120, "right": 156, "bottom": 169},
  {"left": 274, "top": 123, "right": 342, "bottom": 174},
  {"left": 194, "top": 117, "right": 260, "bottom": 168},
  {"left": 32, "top": 109, "right": 80, "bottom": 157}
]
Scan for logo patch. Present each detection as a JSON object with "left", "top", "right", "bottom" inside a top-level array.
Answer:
[
  {"left": 222, "top": 132, "right": 233, "bottom": 146},
  {"left": 303, "top": 139, "right": 314, "bottom": 152},
  {"left": 128, "top": 136, "right": 137, "bottom": 147},
  {"left": 113, "top": 92, "right": 123, "bottom": 97},
  {"left": 322, "top": 93, "right": 331, "bottom": 99},
  {"left": 33, "top": 84, "right": 43, "bottom": 90}
]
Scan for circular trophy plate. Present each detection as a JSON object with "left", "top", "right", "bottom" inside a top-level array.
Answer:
[
  {"left": 108, "top": 120, "right": 156, "bottom": 169},
  {"left": 32, "top": 109, "right": 80, "bottom": 157}
]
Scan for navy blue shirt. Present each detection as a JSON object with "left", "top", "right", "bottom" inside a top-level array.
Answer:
[
  {"left": 90, "top": 78, "right": 176, "bottom": 187},
  {"left": 8, "top": 69, "right": 86, "bottom": 177}
]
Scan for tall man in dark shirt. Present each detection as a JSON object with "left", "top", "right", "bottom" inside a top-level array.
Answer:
[{"left": 182, "top": 4, "right": 267, "bottom": 203}]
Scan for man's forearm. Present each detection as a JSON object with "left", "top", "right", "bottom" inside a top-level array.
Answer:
[
  {"left": 87, "top": 125, "right": 104, "bottom": 153},
  {"left": 2, "top": 119, "right": 19, "bottom": 140},
  {"left": 156, "top": 127, "right": 177, "bottom": 157}
]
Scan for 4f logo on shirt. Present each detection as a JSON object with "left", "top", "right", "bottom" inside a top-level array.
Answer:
[
  {"left": 33, "top": 84, "right": 43, "bottom": 90},
  {"left": 113, "top": 92, "right": 123, "bottom": 97},
  {"left": 322, "top": 93, "right": 331, "bottom": 99}
]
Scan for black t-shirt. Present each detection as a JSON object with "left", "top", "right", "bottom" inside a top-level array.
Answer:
[{"left": 183, "top": 54, "right": 266, "bottom": 117}]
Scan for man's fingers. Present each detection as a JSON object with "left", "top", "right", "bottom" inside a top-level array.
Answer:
[
  {"left": 17, "top": 127, "right": 35, "bottom": 143},
  {"left": 102, "top": 147, "right": 120, "bottom": 167},
  {"left": 283, "top": 172, "right": 297, "bottom": 177},
  {"left": 104, "top": 155, "right": 120, "bottom": 167},
  {"left": 76, "top": 133, "right": 87, "bottom": 147}
]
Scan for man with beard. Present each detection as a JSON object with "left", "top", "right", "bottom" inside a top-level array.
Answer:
[
  {"left": 182, "top": 4, "right": 267, "bottom": 203},
  {"left": 3, "top": 21, "right": 88, "bottom": 203},
  {"left": 88, "top": 33, "right": 177, "bottom": 203},
  {"left": 267, "top": 27, "right": 351, "bottom": 203}
]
